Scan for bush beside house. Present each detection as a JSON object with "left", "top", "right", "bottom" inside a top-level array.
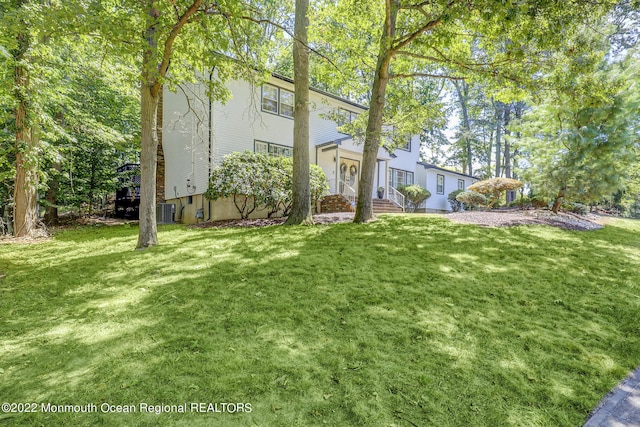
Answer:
[
  {"left": 205, "top": 151, "right": 329, "bottom": 219},
  {"left": 397, "top": 185, "right": 431, "bottom": 212}
]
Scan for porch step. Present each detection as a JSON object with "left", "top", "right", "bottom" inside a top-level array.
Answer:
[
  {"left": 372, "top": 198, "right": 404, "bottom": 214},
  {"left": 320, "top": 195, "right": 404, "bottom": 214}
]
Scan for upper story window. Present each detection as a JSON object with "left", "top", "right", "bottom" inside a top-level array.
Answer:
[
  {"left": 458, "top": 179, "right": 465, "bottom": 190},
  {"left": 399, "top": 137, "right": 411, "bottom": 151},
  {"left": 338, "top": 108, "right": 359, "bottom": 124},
  {"left": 261, "top": 84, "right": 294, "bottom": 119}
]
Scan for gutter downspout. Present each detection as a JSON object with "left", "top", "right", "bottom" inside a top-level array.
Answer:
[{"left": 206, "top": 66, "right": 215, "bottom": 221}]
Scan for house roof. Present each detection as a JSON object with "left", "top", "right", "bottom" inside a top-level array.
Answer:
[
  {"left": 417, "top": 162, "right": 478, "bottom": 180},
  {"left": 272, "top": 73, "right": 368, "bottom": 111}
]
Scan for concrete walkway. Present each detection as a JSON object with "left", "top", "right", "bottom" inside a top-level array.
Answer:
[{"left": 584, "top": 367, "right": 640, "bottom": 426}]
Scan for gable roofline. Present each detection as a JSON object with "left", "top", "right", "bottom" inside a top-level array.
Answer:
[
  {"left": 271, "top": 73, "right": 368, "bottom": 112},
  {"left": 417, "top": 162, "right": 478, "bottom": 180}
]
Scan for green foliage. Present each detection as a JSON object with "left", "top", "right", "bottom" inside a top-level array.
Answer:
[
  {"left": 516, "top": 43, "right": 639, "bottom": 209},
  {"left": 468, "top": 177, "right": 524, "bottom": 208},
  {"left": 397, "top": 184, "right": 430, "bottom": 212},
  {"left": 206, "top": 151, "right": 329, "bottom": 219},
  {"left": 455, "top": 190, "right": 487, "bottom": 209},
  {"left": 447, "top": 189, "right": 465, "bottom": 212}
]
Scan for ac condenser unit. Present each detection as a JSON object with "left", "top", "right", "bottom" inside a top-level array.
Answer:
[{"left": 156, "top": 203, "right": 175, "bottom": 224}]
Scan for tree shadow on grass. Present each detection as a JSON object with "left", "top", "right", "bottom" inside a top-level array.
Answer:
[{"left": 1, "top": 216, "right": 639, "bottom": 426}]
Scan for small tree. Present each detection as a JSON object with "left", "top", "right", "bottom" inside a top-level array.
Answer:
[
  {"left": 397, "top": 185, "right": 430, "bottom": 212},
  {"left": 456, "top": 191, "right": 487, "bottom": 210},
  {"left": 467, "top": 178, "right": 523, "bottom": 208},
  {"left": 448, "top": 189, "right": 465, "bottom": 212}
]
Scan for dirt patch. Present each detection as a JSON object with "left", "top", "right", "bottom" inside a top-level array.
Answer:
[
  {"left": 189, "top": 212, "right": 356, "bottom": 229},
  {"left": 445, "top": 209, "right": 606, "bottom": 231}
]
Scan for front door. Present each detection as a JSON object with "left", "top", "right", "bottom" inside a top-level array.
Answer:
[{"left": 339, "top": 157, "right": 360, "bottom": 195}]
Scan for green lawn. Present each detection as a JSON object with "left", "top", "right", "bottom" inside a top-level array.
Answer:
[{"left": 1, "top": 215, "right": 639, "bottom": 426}]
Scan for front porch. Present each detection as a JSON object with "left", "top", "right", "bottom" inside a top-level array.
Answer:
[{"left": 315, "top": 138, "right": 405, "bottom": 213}]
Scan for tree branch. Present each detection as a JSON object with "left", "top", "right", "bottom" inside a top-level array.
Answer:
[
  {"left": 238, "top": 16, "right": 341, "bottom": 71},
  {"left": 391, "top": 0, "right": 459, "bottom": 53},
  {"left": 389, "top": 72, "right": 465, "bottom": 80},
  {"left": 154, "top": 0, "right": 204, "bottom": 97}
]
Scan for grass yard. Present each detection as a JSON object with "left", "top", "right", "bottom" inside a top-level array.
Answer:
[{"left": 1, "top": 215, "right": 639, "bottom": 426}]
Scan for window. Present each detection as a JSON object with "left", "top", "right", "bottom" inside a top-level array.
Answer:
[
  {"left": 255, "top": 140, "right": 293, "bottom": 157},
  {"left": 400, "top": 137, "right": 411, "bottom": 152},
  {"left": 437, "top": 174, "right": 445, "bottom": 194},
  {"left": 458, "top": 179, "right": 465, "bottom": 191},
  {"left": 280, "top": 90, "right": 294, "bottom": 118},
  {"left": 389, "top": 168, "right": 414, "bottom": 189},
  {"left": 338, "top": 108, "right": 358, "bottom": 125},
  {"left": 261, "top": 84, "right": 279, "bottom": 114},
  {"left": 261, "top": 84, "right": 294, "bottom": 118}
]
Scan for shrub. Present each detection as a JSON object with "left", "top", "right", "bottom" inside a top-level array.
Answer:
[
  {"left": 570, "top": 202, "right": 588, "bottom": 215},
  {"left": 468, "top": 177, "right": 524, "bottom": 208},
  {"left": 397, "top": 185, "right": 431, "bottom": 212},
  {"left": 456, "top": 191, "right": 487, "bottom": 209},
  {"left": 206, "top": 151, "right": 328, "bottom": 219},
  {"left": 448, "top": 189, "right": 465, "bottom": 212},
  {"left": 531, "top": 196, "right": 549, "bottom": 209}
]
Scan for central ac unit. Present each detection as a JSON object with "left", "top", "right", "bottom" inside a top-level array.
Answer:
[{"left": 156, "top": 203, "right": 175, "bottom": 224}]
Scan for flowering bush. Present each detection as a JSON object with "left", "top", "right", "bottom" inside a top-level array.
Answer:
[{"left": 205, "top": 151, "right": 328, "bottom": 219}]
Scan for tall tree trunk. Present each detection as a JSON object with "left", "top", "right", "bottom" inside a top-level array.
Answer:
[
  {"left": 503, "top": 104, "right": 514, "bottom": 204},
  {"left": 12, "top": 6, "right": 39, "bottom": 238},
  {"left": 137, "top": 3, "right": 160, "bottom": 249},
  {"left": 285, "top": 0, "right": 312, "bottom": 225},
  {"left": 453, "top": 80, "right": 472, "bottom": 176},
  {"left": 494, "top": 101, "right": 503, "bottom": 178},
  {"left": 44, "top": 162, "right": 60, "bottom": 226},
  {"left": 354, "top": 2, "right": 397, "bottom": 223}
]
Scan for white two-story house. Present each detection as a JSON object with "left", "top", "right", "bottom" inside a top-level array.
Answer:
[{"left": 159, "top": 74, "right": 476, "bottom": 223}]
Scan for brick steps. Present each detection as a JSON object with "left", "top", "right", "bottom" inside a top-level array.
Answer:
[{"left": 321, "top": 195, "right": 403, "bottom": 214}]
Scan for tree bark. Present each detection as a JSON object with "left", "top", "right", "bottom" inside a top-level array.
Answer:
[
  {"left": 285, "top": 0, "right": 313, "bottom": 225},
  {"left": 44, "top": 162, "right": 60, "bottom": 226},
  {"left": 551, "top": 188, "right": 565, "bottom": 214},
  {"left": 453, "top": 80, "right": 472, "bottom": 176},
  {"left": 12, "top": 7, "right": 39, "bottom": 238},
  {"left": 494, "top": 101, "right": 503, "bottom": 178},
  {"left": 137, "top": 3, "right": 160, "bottom": 249},
  {"left": 354, "top": 2, "right": 397, "bottom": 223}
]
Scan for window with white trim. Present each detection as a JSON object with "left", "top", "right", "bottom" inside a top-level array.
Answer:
[
  {"left": 389, "top": 168, "right": 414, "bottom": 189},
  {"left": 458, "top": 179, "right": 465, "bottom": 190},
  {"left": 261, "top": 84, "right": 294, "bottom": 118},
  {"left": 255, "top": 140, "right": 293, "bottom": 157},
  {"left": 437, "top": 174, "right": 445, "bottom": 194}
]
